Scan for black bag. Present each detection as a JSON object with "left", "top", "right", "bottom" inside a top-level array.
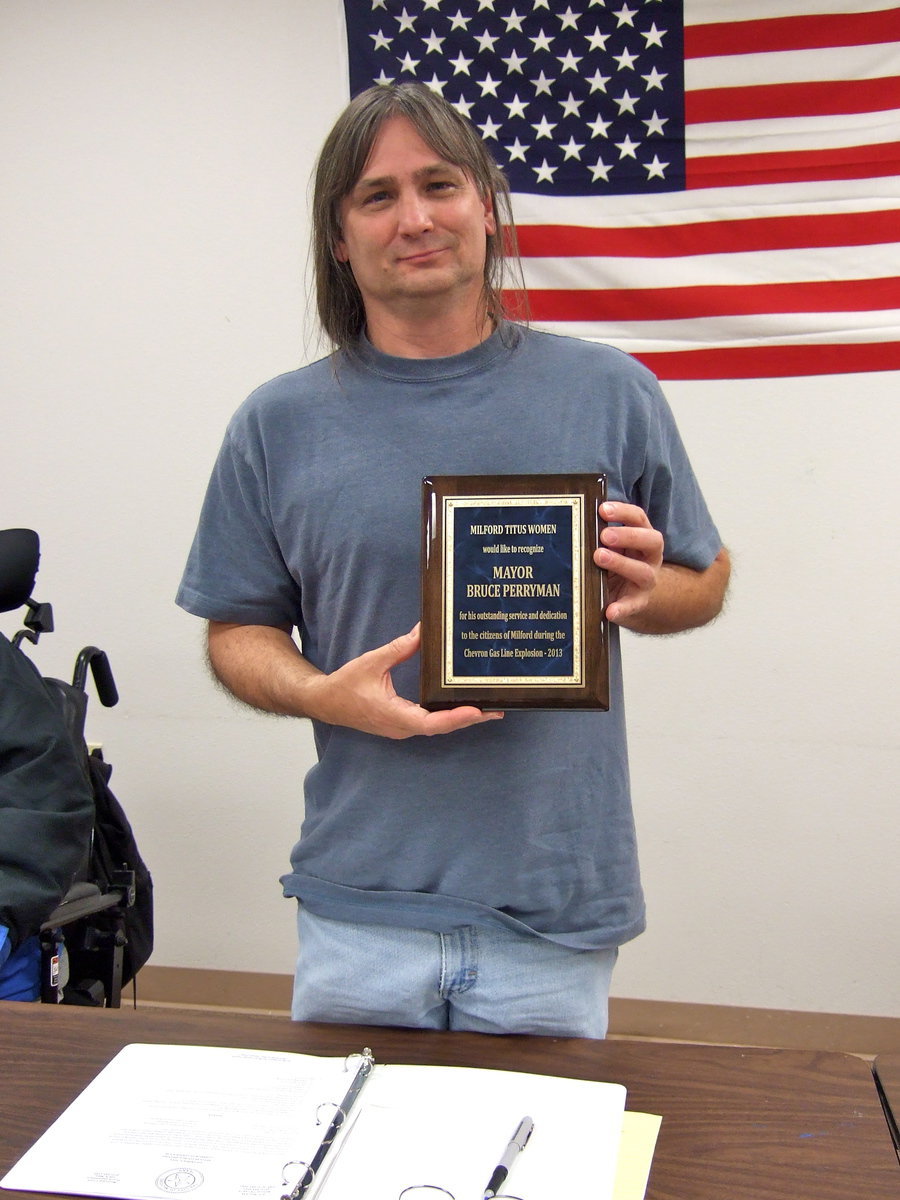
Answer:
[{"left": 69, "top": 754, "right": 154, "bottom": 989}]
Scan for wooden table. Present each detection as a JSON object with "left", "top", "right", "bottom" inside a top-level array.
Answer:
[
  {"left": 1, "top": 1005, "right": 897, "bottom": 1200},
  {"left": 874, "top": 1053, "right": 900, "bottom": 1155}
]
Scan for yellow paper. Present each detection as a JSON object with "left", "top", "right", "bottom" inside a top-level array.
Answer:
[{"left": 612, "top": 1111, "right": 663, "bottom": 1200}]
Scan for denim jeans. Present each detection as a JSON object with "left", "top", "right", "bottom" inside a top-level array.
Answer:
[{"left": 292, "top": 908, "right": 617, "bottom": 1038}]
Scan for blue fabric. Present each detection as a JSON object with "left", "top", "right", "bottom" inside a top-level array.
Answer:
[
  {"left": 178, "top": 326, "right": 722, "bottom": 951},
  {"left": 0, "top": 933, "right": 40, "bottom": 1002},
  {"left": 292, "top": 907, "right": 618, "bottom": 1037}
]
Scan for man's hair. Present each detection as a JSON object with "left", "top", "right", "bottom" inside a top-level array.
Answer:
[{"left": 311, "top": 83, "right": 525, "bottom": 351}]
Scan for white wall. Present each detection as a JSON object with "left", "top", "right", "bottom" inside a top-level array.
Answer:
[{"left": 2, "top": 1, "right": 897, "bottom": 1017}]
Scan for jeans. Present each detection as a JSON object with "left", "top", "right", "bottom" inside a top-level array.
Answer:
[{"left": 292, "top": 908, "right": 617, "bottom": 1038}]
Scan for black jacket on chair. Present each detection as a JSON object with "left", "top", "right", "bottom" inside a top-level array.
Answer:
[{"left": 0, "top": 632, "right": 94, "bottom": 950}]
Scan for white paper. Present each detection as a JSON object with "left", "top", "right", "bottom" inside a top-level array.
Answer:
[
  {"left": 2, "top": 1045, "right": 627, "bottom": 1200},
  {"left": 2, "top": 1043, "right": 353, "bottom": 1200},
  {"left": 320, "top": 1064, "right": 626, "bottom": 1200}
]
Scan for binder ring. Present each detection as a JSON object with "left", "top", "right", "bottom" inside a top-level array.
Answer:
[
  {"left": 315, "top": 1100, "right": 345, "bottom": 1127},
  {"left": 344, "top": 1047, "right": 375, "bottom": 1072},
  {"left": 280, "top": 1160, "right": 314, "bottom": 1200}
]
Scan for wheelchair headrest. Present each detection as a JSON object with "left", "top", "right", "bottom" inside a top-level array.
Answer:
[{"left": 0, "top": 529, "right": 41, "bottom": 613}]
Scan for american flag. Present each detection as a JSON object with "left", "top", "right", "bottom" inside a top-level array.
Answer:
[{"left": 343, "top": 0, "right": 900, "bottom": 379}]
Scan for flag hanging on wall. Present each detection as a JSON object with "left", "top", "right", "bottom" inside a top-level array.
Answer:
[{"left": 342, "top": 0, "right": 900, "bottom": 380}]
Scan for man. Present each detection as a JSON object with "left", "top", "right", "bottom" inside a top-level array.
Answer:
[
  {"left": 177, "top": 83, "right": 730, "bottom": 1037},
  {"left": 0, "top": 632, "right": 94, "bottom": 1001}
]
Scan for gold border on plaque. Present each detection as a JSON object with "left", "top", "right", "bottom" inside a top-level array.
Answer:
[{"left": 441, "top": 494, "right": 585, "bottom": 689}]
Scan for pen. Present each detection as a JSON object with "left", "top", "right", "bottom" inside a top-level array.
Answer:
[
  {"left": 482, "top": 1115, "right": 534, "bottom": 1200},
  {"left": 282, "top": 1049, "right": 374, "bottom": 1200}
]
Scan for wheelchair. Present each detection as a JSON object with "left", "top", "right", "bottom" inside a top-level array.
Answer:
[{"left": 0, "top": 528, "right": 150, "bottom": 1007}]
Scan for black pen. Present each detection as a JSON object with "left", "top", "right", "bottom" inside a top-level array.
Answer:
[
  {"left": 282, "top": 1049, "right": 374, "bottom": 1200},
  {"left": 483, "top": 1116, "right": 534, "bottom": 1200}
]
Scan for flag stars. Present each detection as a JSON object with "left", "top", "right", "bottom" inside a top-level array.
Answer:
[
  {"left": 531, "top": 115, "right": 557, "bottom": 139},
  {"left": 394, "top": 7, "right": 416, "bottom": 32},
  {"left": 613, "top": 89, "right": 639, "bottom": 114},
  {"left": 531, "top": 70, "right": 556, "bottom": 95},
  {"left": 557, "top": 48, "right": 583, "bottom": 72},
  {"left": 503, "top": 49, "right": 528, "bottom": 73},
  {"left": 589, "top": 156, "right": 612, "bottom": 182},
  {"left": 644, "top": 154, "right": 668, "bottom": 179},
  {"left": 585, "top": 27, "right": 610, "bottom": 51},
  {"left": 449, "top": 51, "right": 473, "bottom": 74},
  {"left": 530, "top": 28, "right": 555, "bottom": 52},
  {"left": 533, "top": 158, "right": 558, "bottom": 183},
  {"left": 474, "top": 29, "right": 500, "bottom": 52},
  {"left": 615, "top": 133, "right": 640, "bottom": 159},
  {"left": 641, "top": 22, "right": 666, "bottom": 48},
  {"left": 613, "top": 46, "right": 639, "bottom": 70},
  {"left": 559, "top": 92, "right": 583, "bottom": 118},
  {"left": 642, "top": 110, "right": 668, "bottom": 136},
  {"left": 587, "top": 69, "right": 611, "bottom": 92},
  {"left": 613, "top": 4, "right": 637, "bottom": 26},
  {"left": 354, "top": 0, "right": 683, "bottom": 196},
  {"left": 504, "top": 93, "right": 530, "bottom": 119},
  {"left": 421, "top": 31, "right": 445, "bottom": 54},
  {"left": 642, "top": 66, "right": 667, "bottom": 91}
]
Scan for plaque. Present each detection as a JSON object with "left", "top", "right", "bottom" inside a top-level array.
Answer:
[{"left": 420, "top": 474, "right": 609, "bottom": 711}]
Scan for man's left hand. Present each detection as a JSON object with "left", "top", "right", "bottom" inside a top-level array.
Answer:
[{"left": 594, "top": 501, "right": 664, "bottom": 625}]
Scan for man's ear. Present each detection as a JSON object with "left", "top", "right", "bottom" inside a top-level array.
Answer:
[{"left": 483, "top": 192, "right": 497, "bottom": 238}]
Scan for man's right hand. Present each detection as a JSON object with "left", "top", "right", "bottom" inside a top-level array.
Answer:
[{"left": 207, "top": 621, "right": 503, "bottom": 739}]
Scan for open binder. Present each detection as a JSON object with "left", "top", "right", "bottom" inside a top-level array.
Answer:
[{"left": 1, "top": 1042, "right": 659, "bottom": 1200}]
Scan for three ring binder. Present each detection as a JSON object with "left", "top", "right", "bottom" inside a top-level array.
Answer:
[{"left": 281, "top": 1048, "right": 375, "bottom": 1200}]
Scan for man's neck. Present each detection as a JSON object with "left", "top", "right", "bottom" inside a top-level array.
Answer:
[{"left": 364, "top": 304, "right": 495, "bottom": 359}]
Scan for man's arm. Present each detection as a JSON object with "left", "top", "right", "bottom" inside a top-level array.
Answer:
[
  {"left": 206, "top": 621, "right": 503, "bottom": 740},
  {"left": 594, "top": 501, "right": 731, "bottom": 634}
]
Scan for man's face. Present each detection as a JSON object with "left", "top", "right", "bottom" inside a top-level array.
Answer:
[{"left": 335, "top": 116, "right": 497, "bottom": 325}]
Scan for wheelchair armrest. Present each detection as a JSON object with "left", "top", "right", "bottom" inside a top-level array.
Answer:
[{"left": 41, "top": 884, "right": 123, "bottom": 930}]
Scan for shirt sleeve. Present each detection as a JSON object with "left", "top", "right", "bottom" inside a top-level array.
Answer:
[
  {"left": 176, "top": 419, "right": 303, "bottom": 629},
  {"left": 630, "top": 377, "right": 723, "bottom": 572}
]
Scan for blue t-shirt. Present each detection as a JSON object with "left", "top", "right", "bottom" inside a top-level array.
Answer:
[{"left": 177, "top": 327, "right": 721, "bottom": 949}]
